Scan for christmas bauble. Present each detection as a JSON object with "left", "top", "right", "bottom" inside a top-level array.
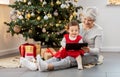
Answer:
[
  {"left": 44, "top": 15, "right": 48, "bottom": 20},
  {"left": 74, "top": 0, "right": 78, "bottom": 2},
  {"left": 37, "top": 16, "right": 41, "bottom": 20},
  {"left": 56, "top": 0, "right": 61, "bottom": 5},
  {"left": 28, "top": 29, "right": 32, "bottom": 33},
  {"left": 53, "top": 11, "right": 58, "bottom": 16},
  {"left": 13, "top": 25, "right": 21, "bottom": 33},
  {"left": 27, "top": 13, "right": 31, "bottom": 19},
  {"left": 47, "top": 13, "right": 52, "bottom": 18}
]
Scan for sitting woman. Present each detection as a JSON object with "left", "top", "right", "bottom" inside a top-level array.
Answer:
[{"left": 79, "top": 7, "right": 104, "bottom": 66}]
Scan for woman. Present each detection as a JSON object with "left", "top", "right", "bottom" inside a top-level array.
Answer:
[{"left": 79, "top": 7, "right": 103, "bottom": 65}]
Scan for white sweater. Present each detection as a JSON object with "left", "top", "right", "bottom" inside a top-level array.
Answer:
[{"left": 79, "top": 23, "right": 103, "bottom": 55}]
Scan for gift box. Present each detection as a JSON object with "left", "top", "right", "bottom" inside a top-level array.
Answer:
[
  {"left": 41, "top": 48, "right": 56, "bottom": 60},
  {"left": 19, "top": 43, "right": 39, "bottom": 59},
  {"left": 35, "top": 43, "right": 41, "bottom": 55}
]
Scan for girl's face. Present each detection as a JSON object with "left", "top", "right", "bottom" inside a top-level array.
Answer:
[{"left": 68, "top": 25, "right": 79, "bottom": 38}]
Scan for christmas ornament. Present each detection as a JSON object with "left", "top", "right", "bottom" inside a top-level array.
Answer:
[
  {"left": 51, "top": 2, "right": 54, "bottom": 6},
  {"left": 31, "top": 12, "right": 35, "bottom": 17},
  {"left": 74, "top": 0, "right": 78, "bottom": 2},
  {"left": 60, "top": 4, "right": 66, "bottom": 9},
  {"left": 65, "top": 5, "right": 69, "bottom": 9},
  {"left": 43, "top": 0, "right": 47, "bottom": 5},
  {"left": 26, "top": 13, "right": 31, "bottom": 19},
  {"left": 42, "top": 28, "right": 46, "bottom": 33},
  {"left": 69, "top": 15, "right": 73, "bottom": 21},
  {"left": 17, "top": 11, "right": 21, "bottom": 15},
  {"left": 23, "top": 0, "right": 27, "bottom": 3},
  {"left": 73, "top": 11, "right": 77, "bottom": 16},
  {"left": 37, "top": 16, "right": 41, "bottom": 20},
  {"left": 10, "top": 10, "right": 17, "bottom": 15},
  {"left": 44, "top": 15, "right": 48, "bottom": 20},
  {"left": 13, "top": 25, "right": 21, "bottom": 33},
  {"left": 28, "top": 29, "right": 32, "bottom": 34},
  {"left": 53, "top": 10, "right": 58, "bottom": 16},
  {"left": 47, "top": 13, "right": 52, "bottom": 18},
  {"left": 28, "top": 1, "right": 32, "bottom": 5},
  {"left": 56, "top": 24, "right": 59, "bottom": 27},
  {"left": 18, "top": 15, "right": 23, "bottom": 19},
  {"left": 56, "top": 0, "right": 61, "bottom": 5},
  {"left": 40, "top": 0, "right": 43, "bottom": 2}
]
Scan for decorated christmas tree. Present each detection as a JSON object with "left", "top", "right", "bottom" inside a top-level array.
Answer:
[{"left": 5, "top": 0, "right": 82, "bottom": 47}]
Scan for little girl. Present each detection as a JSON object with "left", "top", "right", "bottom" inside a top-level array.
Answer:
[
  {"left": 21, "top": 20, "right": 85, "bottom": 71},
  {"left": 54, "top": 20, "right": 84, "bottom": 69}
]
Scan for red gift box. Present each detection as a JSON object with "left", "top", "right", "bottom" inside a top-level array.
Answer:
[{"left": 19, "top": 43, "right": 36, "bottom": 58}]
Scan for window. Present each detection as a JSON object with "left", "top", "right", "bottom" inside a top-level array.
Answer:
[{"left": 0, "top": 0, "right": 9, "bottom": 5}]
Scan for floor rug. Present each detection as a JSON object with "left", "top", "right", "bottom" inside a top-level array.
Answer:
[{"left": 0, "top": 56, "right": 20, "bottom": 68}]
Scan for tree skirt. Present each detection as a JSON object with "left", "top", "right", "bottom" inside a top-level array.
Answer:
[{"left": 0, "top": 56, "right": 20, "bottom": 68}]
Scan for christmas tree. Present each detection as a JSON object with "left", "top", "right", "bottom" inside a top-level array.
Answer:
[{"left": 5, "top": 0, "right": 82, "bottom": 47}]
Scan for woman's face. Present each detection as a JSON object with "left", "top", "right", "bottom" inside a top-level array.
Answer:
[
  {"left": 68, "top": 25, "right": 79, "bottom": 38},
  {"left": 83, "top": 17, "right": 94, "bottom": 27}
]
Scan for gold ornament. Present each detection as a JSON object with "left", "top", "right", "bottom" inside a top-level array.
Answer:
[
  {"left": 65, "top": 25, "right": 68, "bottom": 30},
  {"left": 28, "top": 29, "right": 32, "bottom": 34},
  {"left": 69, "top": 15, "right": 73, "bottom": 21},
  {"left": 17, "top": 11, "right": 21, "bottom": 15},
  {"left": 26, "top": 13, "right": 31, "bottom": 19},
  {"left": 56, "top": 0, "right": 61, "bottom": 5},
  {"left": 47, "top": 13, "right": 52, "bottom": 18},
  {"left": 73, "top": 11, "right": 77, "bottom": 16},
  {"left": 24, "top": 0, "right": 27, "bottom": 3},
  {"left": 51, "top": 2, "right": 54, "bottom": 6},
  {"left": 74, "top": 0, "right": 78, "bottom": 2},
  {"left": 13, "top": 25, "right": 21, "bottom": 33},
  {"left": 56, "top": 24, "right": 59, "bottom": 27},
  {"left": 37, "top": 16, "right": 41, "bottom": 20}
]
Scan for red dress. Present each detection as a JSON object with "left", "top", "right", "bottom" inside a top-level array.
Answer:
[{"left": 54, "top": 34, "right": 84, "bottom": 59}]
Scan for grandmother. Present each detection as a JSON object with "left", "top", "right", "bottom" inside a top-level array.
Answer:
[{"left": 79, "top": 7, "right": 104, "bottom": 65}]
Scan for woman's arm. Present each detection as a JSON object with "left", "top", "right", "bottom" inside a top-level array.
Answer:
[{"left": 89, "top": 35, "right": 102, "bottom": 55}]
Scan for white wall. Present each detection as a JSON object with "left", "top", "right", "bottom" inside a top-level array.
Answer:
[{"left": 78, "top": 0, "right": 120, "bottom": 52}]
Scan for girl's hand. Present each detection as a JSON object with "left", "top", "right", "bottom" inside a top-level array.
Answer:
[{"left": 81, "top": 47, "right": 90, "bottom": 53}]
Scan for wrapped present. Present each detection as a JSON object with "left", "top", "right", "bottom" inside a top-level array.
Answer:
[
  {"left": 35, "top": 43, "right": 41, "bottom": 55},
  {"left": 19, "top": 43, "right": 37, "bottom": 58},
  {"left": 41, "top": 48, "right": 56, "bottom": 60}
]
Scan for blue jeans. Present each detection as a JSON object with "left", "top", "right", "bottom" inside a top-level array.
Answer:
[{"left": 45, "top": 55, "right": 98, "bottom": 70}]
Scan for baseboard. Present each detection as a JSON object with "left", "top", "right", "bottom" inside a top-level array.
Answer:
[
  {"left": 0, "top": 48, "right": 19, "bottom": 56},
  {"left": 101, "top": 47, "right": 120, "bottom": 52}
]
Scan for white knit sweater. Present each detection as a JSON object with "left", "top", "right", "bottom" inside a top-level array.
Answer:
[{"left": 79, "top": 23, "right": 103, "bottom": 55}]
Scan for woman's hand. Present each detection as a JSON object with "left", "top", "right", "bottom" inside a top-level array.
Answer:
[{"left": 81, "top": 47, "right": 90, "bottom": 53}]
